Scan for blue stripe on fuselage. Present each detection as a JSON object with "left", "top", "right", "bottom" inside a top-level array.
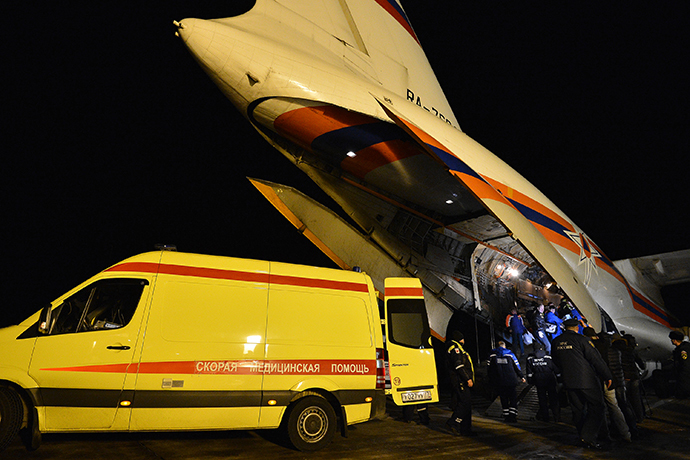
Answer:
[{"left": 311, "top": 122, "right": 406, "bottom": 162}]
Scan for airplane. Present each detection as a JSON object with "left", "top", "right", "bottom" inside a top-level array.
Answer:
[{"left": 173, "top": 0, "right": 689, "bottom": 368}]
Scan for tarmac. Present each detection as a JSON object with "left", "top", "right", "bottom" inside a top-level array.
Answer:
[{"left": 4, "top": 387, "right": 689, "bottom": 459}]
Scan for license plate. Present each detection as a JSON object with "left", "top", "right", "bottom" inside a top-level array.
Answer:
[{"left": 401, "top": 390, "right": 432, "bottom": 402}]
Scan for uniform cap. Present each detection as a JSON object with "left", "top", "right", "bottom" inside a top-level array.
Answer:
[
  {"left": 582, "top": 327, "right": 597, "bottom": 337},
  {"left": 669, "top": 330, "right": 684, "bottom": 341},
  {"left": 451, "top": 331, "right": 464, "bottom": 342},
  {"left": 563, "top": 318, "right": 580, "bottom": 328}
]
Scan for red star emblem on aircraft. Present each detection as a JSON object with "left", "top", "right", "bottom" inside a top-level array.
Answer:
[{"left": 564, "top": 230, "right": 601, "bottom": 284}]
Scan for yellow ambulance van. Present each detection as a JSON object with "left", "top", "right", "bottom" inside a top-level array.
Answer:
[{"left": 0, "top": 250, "right": 437, "bottom": 452}]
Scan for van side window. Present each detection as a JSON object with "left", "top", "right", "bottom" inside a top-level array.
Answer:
[
  {"left": 387, "top": 298, "right": 432, "bottom": 349},
  {"left": 50, "top": 279, "right": 148, "bottom": 335}
]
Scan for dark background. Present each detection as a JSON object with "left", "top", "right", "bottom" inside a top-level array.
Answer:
[{"left": 4, "top": 1, "right": 689, "bottom": 327}]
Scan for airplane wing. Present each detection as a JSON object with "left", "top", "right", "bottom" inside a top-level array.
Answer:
[{"left": 614, "top": 249, "right": 690, "bottom": 307}]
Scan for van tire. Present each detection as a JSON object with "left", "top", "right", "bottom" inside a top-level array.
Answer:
[
  {"left": 286, "top": 396, "right": 336, "bottom": 451},
  {"left": 0, "top": 387, "right": 23, "bottom": 452}
]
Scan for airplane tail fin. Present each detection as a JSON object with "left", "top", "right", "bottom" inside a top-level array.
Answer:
[{"left": 223, "top": 0, "right": 458, "bottom": 127}]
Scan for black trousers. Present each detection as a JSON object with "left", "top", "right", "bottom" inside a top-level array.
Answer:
[
  {"left": 497, "top": 385, "right": 518, "bottom": 420},
  {"left": 449, "top": 383, "right": 472, "bottom": 433},
  {"left": 403, "top": 404, "right": 429, "bottom": 424},
  {"left": 566, "top": 387, "right": 605, "bottom": 444},
  {"left": 536, "top": 381, "right": 560, "bottom": 422}
]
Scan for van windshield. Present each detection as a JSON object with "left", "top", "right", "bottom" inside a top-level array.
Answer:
[{"left": 387, "top": 298, "right": 431, "bottom": 349}]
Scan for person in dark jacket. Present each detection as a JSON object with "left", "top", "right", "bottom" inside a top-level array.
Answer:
[
  {"left": 488, "top": 341, "right": 525, "bottom": 422},
  {"left": 532, "top": 304, "right": 551, "bottom": 354},
  {"left": 526, "top": 344, "right": 561, "bottom": 422},
  {"left": 508, "top": 309, "right": 527, "bottom": 358},
  {"left": 584, "top": 328, "right": 633, "bottom": 442},
  {"left": 620, "top": 333, "right": 645, "bottom": 421},
  {"left": 446, "top": 331, "right": 476, "bottom": 436},
  {"left": 669, "top": 330, "right": 690, "bottom": 399},
  {"left": 610, "top": 335, "right": 639, "bottom": 437},
  {"left": 552, "top": 319, "right": 612, "bottom": 449}
]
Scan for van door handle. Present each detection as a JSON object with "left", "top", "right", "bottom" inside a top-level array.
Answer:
[{"left": 107, "top": 345, "right": 131, "bottom": 350}]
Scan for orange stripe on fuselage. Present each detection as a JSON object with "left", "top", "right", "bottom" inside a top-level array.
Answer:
[
  {"left": 273, "top": 105, "right": 375, "bottom": 152},
  {"left": 630, "top": 289, "right": 671, "bottom": 328},
  {"left": 342, "top": 139, "right": 419, "bottom": 177},
  {"left": 486, "top": 179, "right": 575, "bottom": 234},
  {"left": 274, "top": 106, "right": 422, "bottom": 179}
]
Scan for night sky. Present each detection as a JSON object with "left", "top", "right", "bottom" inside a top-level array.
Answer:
[{"left": 4, "top": 1, "right": 689, "bottom": 328}]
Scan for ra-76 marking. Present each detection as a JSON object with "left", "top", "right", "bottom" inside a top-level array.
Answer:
[{"left": 407, "top": 89, "right": 454, "bottom": 127}]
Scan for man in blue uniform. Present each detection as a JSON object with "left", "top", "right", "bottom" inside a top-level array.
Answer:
[
  {"left": 552, "top": 318, "right": 612, "bottom": 449},
  {"left": 488, "top": 341, "right": 525, "bottom": 422},
  {"left": 508, "top": 309, "right": 527, "bottom": 358},
  {"left": 445, "top": 331, "right": 476, "bottom": 436}
]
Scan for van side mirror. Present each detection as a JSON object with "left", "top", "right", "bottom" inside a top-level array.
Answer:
[{"left": 38, "top": 305, "right": 52, "bottom": 335}]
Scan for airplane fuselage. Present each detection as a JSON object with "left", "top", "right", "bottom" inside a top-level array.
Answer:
[{"left": 175, "top": 2, "right": 675, "bottom": 363}]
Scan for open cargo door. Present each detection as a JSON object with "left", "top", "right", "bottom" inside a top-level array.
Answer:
[
  {"left": 376, "top": 97, "right": 602, "bottom": 331},
  {"left": 384, "top": 278, "right": 439, "bottom": 406}
]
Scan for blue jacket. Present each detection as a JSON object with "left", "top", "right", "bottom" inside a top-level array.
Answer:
[
  {"left": 509, "top": 314, "right": 526, "bottom": 334},
  {"left": 545, "top": 311, "right": 563, "bottom": 338},
  {"left": 488, "top": 346, "right": 524, "bottom": 387}
]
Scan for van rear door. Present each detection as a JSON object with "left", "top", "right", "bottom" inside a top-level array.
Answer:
[{"left": 383, "top": 278, "right": 438, "bottom": 406}]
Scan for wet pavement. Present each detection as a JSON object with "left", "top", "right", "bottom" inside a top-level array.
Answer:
[{"left": 4, "top": 392, "right": 689, "bottom": 459}]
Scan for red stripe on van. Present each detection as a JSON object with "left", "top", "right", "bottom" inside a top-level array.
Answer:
[
  {"left": 385, "top": 287, "right": 424, "bottom": 297},
  {"left": 40, "top": 363, "right": 135, "bottom": 373},
  {"left": 270, "top": 274, "right": 369, "bottom": 293},
  {"left": 42, "top": 359, "right": 377, "bottom": 376},
  {"left": 159, "top": 264, "right": 270, "bottom": 284},
  {"left": 107, "top": 262, "right": 368, "bottom": 293},
  {"left": 106, "top": 262, "right": 159, "bottom": 274},
  {"left": 107, "top": 262, "right": 270, "bottom": 284}
]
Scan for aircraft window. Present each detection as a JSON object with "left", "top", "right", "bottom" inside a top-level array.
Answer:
[
  {"left": 48, "top": 279, "right": 148, "bottom": 335},
  {"left": 387, "top": 298, "right": 432, "bottom": 349}
]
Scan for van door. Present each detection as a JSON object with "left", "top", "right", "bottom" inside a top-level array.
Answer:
[
  {"left": 383, "top": 278, "right": 439, "bottom": 406},
  {"left": 28, "top": 278, "right": 150, "bottom": 430}
]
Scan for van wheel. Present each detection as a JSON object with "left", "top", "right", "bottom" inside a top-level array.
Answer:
[
  {"left": 0, "top": 387, "right": 23, "bottom": 452},
  {"left": 286, "top": 396, "right": 336, "bottom": 451}
]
